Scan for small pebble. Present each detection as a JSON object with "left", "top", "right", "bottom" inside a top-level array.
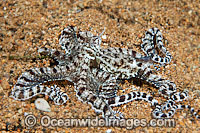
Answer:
[
  {"left": 34, "top": 98, "right": 51, "bottom": 112},
  {"left": 18, "top": 109, "right": 23, "bottom": 114},
  {"left": 106, "top": 129, "right": 112, "bottom": 133},
  {"left": 102, "top": 35, "right": 107, "bottom": 40},
  {"left": 24, "top": 112, "right": 29, "bottom": 116}
]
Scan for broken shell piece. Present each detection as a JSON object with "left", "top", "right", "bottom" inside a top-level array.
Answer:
[
  {"left": 106, "top": 129, "right": 112, "bottom": 133},
  {"left": 35, "top": 98, "right": 51, "bottom": 112}
]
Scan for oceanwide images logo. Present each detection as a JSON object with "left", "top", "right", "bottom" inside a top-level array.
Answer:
[{"left": 24, "top": 114, "right": 176, "bottom": 129}]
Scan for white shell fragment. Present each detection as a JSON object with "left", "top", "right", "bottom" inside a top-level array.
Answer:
[
  {"left": 102, "top": 35, "right": 107, "bottom": 40},
  {"left": 106, "top": 129, "right": 112, "bottom": 133},
  {"left": 35, "top": 98, "right": 51, "bottom": 112}
]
